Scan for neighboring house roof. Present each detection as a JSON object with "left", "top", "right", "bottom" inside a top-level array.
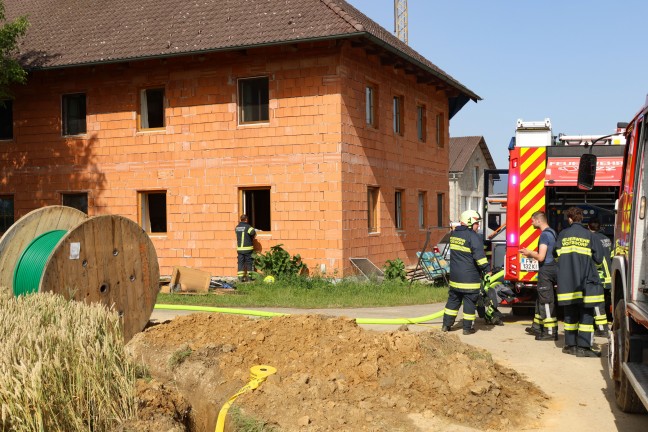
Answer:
[
  {"left": 5, "top": 0, "right": 480, "bottom": 117},
  {"left": 449, "top": 136, "right": 497, "bottom": 172}
]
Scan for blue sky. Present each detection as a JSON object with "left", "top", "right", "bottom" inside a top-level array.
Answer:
[{"left": 347, "top": 0, "right": 647, "bottom": 168}]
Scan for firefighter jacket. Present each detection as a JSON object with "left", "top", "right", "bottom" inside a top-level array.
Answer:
[
  {"left": 555, "top": 222, "right": 604, "bottom": 306},
  {"left": 592, "top": 230, "right": 612, "bottom": 290},
  {"left": 449, "top": 225, "right": 490, "bottom": 291},
  {"left": 235, "top": 222, "right": 256, "bottom": 252}
]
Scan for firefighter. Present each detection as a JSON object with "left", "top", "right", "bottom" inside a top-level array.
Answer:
[
  {"left": 587, "top": 218, "right": 612, "bottom": 337},
  {"left": 520, "top": 211, "right": 558, "bottom": 340},
  {"left": 442, "top": 210, "right": 491, "bottom": 335},
  {"left": 235, "top": 214, "right": 257, "bottom": 282},
  {"left": 555, "top": 207, "right": 604, "bottom": 357}
]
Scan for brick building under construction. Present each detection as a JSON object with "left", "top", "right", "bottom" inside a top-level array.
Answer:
[{"left": 1, "top": 0, "right": 479, "bottom": 276}]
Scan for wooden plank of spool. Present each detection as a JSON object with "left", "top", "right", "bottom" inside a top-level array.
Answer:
[
  {"left": 0, "top": 206, "right": 88, "bottom": 293},
  {"left": 39, "top": 215, "right": 160, "bottom": 342}
]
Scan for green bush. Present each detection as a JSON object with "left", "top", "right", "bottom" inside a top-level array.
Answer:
[
  {"left": 254, "top": 244, "right": 306, "bottom": 277},
  {"left": 383, "top": 258, "right": 407, "bottom": 282}
]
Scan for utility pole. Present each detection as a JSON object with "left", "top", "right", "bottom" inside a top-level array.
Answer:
[{"left": 394, "top": 0, "right": 408, "bottom": 44}]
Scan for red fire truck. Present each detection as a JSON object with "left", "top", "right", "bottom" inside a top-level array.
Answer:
[
  {"left": 503, "top": 119, "right": 625, "bottom": 310},
  {"left": 591, "top": 101, "right": 648, "bottom": 413}
]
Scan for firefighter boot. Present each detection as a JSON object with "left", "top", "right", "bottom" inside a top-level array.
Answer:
[
  {"left": 576, "top": 347, "right": 602, "bottom": 358},
  {"left": 535, "top": 331, "right": 558, "bottom": 341},
  {"left": 562, "top": 345, "right": 577, "bottom": 355},
  {"left": 441, "top": 325, "right": 451, "bottom": 332},
  {"left": 462, "top": 328, "right": 476, "bottom": 335},
  {"left": 525, "top": 327, "right": 541, "bottom": 336}
]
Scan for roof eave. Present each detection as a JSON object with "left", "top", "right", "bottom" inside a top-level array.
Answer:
[{"left": 20, "top": 33, "right": 356, "bottom": 71}]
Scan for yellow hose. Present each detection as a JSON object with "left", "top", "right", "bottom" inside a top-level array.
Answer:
[
  {"left": 153, "top": 303, "right": 444, "bottom": 325},
  {"left": 215, "top": 365, "right": 277, "bottom": 432}
]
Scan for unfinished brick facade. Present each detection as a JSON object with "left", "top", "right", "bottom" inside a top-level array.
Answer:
[{"left": 1, "top": 39, "right": 455, "bottom": 276}]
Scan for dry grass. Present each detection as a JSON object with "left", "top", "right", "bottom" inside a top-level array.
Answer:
[{"left": 0, "top": 291, "right": 138, "bottom": 431}]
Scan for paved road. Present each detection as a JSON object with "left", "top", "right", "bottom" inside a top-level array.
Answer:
[{"left": 150, "top": 303, "right": 648, "bottom": 431}]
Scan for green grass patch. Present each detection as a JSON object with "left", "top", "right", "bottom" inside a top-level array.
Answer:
[{"left": 157, "top": 276, "right": 449, "bottom": 308}]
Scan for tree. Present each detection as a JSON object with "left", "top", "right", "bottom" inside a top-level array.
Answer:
[{"left": 0, "top": 0, "right": 28, "bottom": 100}]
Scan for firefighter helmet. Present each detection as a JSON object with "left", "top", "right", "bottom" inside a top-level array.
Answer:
[{"left": 460, "top": 210, "right": 482, "bottom": 226}]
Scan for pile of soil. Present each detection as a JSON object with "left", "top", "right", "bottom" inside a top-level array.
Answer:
[{"left": 126, "top": 314, "right": 548, "bottom": 431}]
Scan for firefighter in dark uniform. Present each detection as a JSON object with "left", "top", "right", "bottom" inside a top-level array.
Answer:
[
  {"left": 442, "top": 210, "right": 491, "bottom": 335},
  {"left": 588, "top": 218, "right": 612, "bottom": 336},
  {"left": 235, "top": 214, "right": 256, "bottom": 282},
  {"left": 555, "top": 207, "right": 604, "bottom": 357}
]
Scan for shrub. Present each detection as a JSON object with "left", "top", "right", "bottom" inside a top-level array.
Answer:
[
  {"left": 254, "top": 244, "right": 306, "bottom": 277},
  {"left": 383, "top": 258, "right": 407, "bottom": 282}
]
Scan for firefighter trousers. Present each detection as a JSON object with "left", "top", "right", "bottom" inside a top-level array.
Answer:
[
  {"left": 563, "top": 303, "right": 595, "bottom": 348},
  {"left": 443, "top": 289, "right": 479, "bottom": 331},
  {"left": 531, "top": 263, "right": 558, "bottom": 335},
  {"left": 237, "top": 251, "right": 254, "bottom": 281}
]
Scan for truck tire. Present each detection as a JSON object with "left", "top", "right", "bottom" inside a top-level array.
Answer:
[{"left": 611, "top": 301, "right": 647, "bottom": 413}]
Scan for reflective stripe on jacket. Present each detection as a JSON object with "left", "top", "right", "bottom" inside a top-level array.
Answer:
[
  {"left": 449, "top": 225, "right": 490, "bottom": 291},
  {"left": 235, "top": 222, "right": 256, "bottom": 252},
  {"left": 555, "top": 223, "right": 603, "bottom": 306},
  {"left": 592, "top": 230, "right": 612, "bottom": 289}
]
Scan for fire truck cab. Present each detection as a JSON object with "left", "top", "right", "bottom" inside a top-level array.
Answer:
[
  {"left": 504, "top": 119, "right": 625, "bottom": 309},
  {"left": 596, "top": 99, "right": 648, "bottom": 413}
]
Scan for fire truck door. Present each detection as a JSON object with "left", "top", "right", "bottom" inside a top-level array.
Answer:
[{"left": 638, "top": 130, "right": 648, "bottom": 306}]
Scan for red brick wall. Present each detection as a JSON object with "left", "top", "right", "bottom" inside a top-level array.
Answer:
[
  {"left": 338, "top": 43, "right": 450, "bottom": 273},
  {"left": 2, "top": 40, "right": 450, "bottom": 277}
]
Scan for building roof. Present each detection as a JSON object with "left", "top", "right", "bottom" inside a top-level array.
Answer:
[
  {"left": 5, "top": 0, "right": 480, "bottom": 115},
  {"left": 449, "top": 136, "right": 497, "bottom": 172}
]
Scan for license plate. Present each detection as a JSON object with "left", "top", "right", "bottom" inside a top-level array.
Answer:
[{"left": 520, "top": 257, "right": 539, "bottom": 271}]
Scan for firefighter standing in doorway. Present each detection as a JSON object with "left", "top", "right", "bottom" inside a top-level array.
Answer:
[
  {"left": 519, "top": 211, "right": 559, "bottom": 341},
  {"left": 555, "top": 207, "right": 604, "bottom": 357},
  {"left": 442, "top": 210, "right": 491, "bottom": 335},
  {"left": 587, "top": 218, "right": 612, "bottom": 337},
  {"left": 235, "top": 214, "right": 257, "bottom": 282}
]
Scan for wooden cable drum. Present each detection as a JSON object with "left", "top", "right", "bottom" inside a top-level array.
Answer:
[{"left": 0, "top": 206, "right": 160, "bottom": 341}]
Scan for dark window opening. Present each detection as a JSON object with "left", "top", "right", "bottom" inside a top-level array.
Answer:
[
  {"left": 242, "top": 188, "right": 271, "bottom": 231},
  {"left": 417, "top": 105, "right": 426, "bottom": 142},
  {"left": 395, "top": 190, "right": 403, "bottom": 230},
  {"left": 437, "top": 193, "right": 444, "bottom": 227},
  {"left": 0, "top": 100, "right": 13, "bottom": 140},
  {"left": 140, "top": 191, "right": 167, "bottom": 233},
  {"left": 141, "top": 88, "right": 165, "bottom": 129},
  {"left": 62, "top": 193, "right": 88, "bottom": 214},
  {"left": 62, "top": 93, "right": 86, "bottom": 136},
  {"left": 239, "top": 77, "right": 269, "bottom": 123},
  {"left": 0, "top": 196, "right": 14, "bottom": 232}
]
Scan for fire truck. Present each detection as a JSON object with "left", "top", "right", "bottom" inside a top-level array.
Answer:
[
  {"left": 592, "top": 100, "right": 648, "bottom": 413},
  {"left": 502, "top": 119, "right": 625, "bottom": 310}
]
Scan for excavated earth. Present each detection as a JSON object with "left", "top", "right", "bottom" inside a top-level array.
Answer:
[{"left": 125, "top": 314, "right": 548, "bottom": 431}]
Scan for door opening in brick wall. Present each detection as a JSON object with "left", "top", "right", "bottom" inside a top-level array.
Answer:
[
  {"left": 0, "top": 195, "right": 14, "bottom": 232},
  {"left": 0, "top": 100, "right": 13, "bottom": 140},
  {"left": 139, "top": 191, "right": 167, "bottom": 233},
  {"left": 62, "top": 192, "right": 88, "bottom": 214},
  {"left": 240, "top": 187, "right": 271, "bottom": 231},
  {"left": 139, "top": 88, "right": 165, "bottom": 129},
  {"left": 238, "top": 77, "right": 269, "bottom": 124},
  {"left": 62, "top": 93, "right": 87, "bottom": 136}
]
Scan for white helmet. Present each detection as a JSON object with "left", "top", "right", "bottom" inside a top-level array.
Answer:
[{"left": 460, "top": 210, "right": 482, "bottom": 226}]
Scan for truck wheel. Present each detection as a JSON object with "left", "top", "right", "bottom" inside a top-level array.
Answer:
[{"left": 611, "top": 300, "right": 647, "bottom": 413}]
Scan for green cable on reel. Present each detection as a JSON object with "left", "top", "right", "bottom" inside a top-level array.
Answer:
[{"left": 13, "top": 230, "right": 67, "bottom": 297}]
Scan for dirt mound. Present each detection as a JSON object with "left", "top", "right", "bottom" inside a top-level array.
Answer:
[{"left": 126, "top": 314, "right": 548, "bottom": 431}]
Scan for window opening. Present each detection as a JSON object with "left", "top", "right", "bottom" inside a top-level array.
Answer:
[
  {"left": 62, "top": 93, "right": 87, "bottom": 136},
  {"left": 239, "top": 77, "right": 269, "bottom": 123}
]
